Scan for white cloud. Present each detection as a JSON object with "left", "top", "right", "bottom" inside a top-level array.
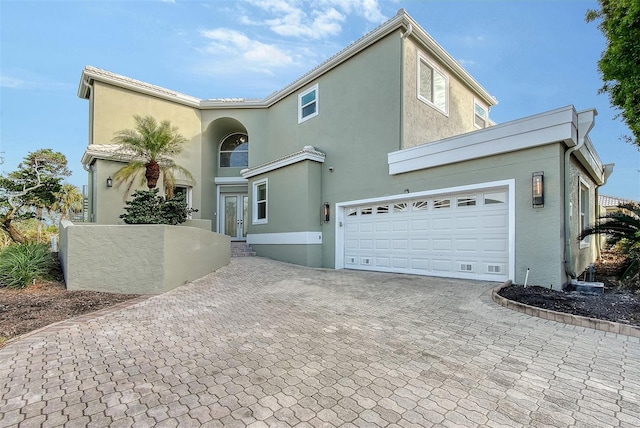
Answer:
[
  {"left": 458, "top": 59, "right": 476, "bottom": 67},
  {"left": 0, "top": 75, "right": 25, "bottom": 89},
  {"left": 0, "top": 73, "right": 71, "bottom": 91},
  {"left": 245, "top": 0, "right": 386, "bottom": 39},
  {"left": 200, "top": 29, "right": 293, "bottom": 68}
]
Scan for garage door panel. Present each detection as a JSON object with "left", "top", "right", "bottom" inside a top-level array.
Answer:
[
  {"left": 343, "top": 187, "right": 509, "bottom": 281},
  {"left": 432, "top": 218, "right": 453, "bottom": 230}
]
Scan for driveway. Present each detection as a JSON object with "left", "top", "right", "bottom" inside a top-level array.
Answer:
[{"left": 1, "top": 257, "right": 639, "bottom": 427}]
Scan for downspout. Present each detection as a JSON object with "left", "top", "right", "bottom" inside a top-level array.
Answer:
[
  {"left": 399, "top": 23, "right": 413, "bottom": 150},
  {"left": 563, "top": 109, "right": 596, "bottom": 279}
]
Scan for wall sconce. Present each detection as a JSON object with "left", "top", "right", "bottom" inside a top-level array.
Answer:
[
  {"left": 323, "top": 202, "right": 330, "bottom": 222},
  {"left": 106, "top": 176, "right": 113, "bottom": 188},
  {"left": 532, "top": 171, "right": 544, "bottom": 207}
]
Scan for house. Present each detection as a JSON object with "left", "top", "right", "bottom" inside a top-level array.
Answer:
[{"left": 77, "top": 9, "right": 612, "bottom": 288}]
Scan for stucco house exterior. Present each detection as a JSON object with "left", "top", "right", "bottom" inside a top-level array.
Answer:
[{"left": 78, "top": 9, "right": 612, "bottom": 288}]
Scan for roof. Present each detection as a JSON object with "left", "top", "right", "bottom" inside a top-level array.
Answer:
[
  {"left": 599, "top": 195, "right": 633, "bottom": 207},
  {"left": 78, "top": 9, "right": 497, "bottom": 110}
]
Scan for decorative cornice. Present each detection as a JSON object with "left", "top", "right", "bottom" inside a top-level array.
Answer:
[
  {"left": 241, "top": 146, "right": 325, "bottom": 179},
  {"left": 81, "top": 144, "right": 135, "bottom": 165}
]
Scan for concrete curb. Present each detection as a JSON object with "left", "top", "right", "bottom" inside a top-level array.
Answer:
[{"left": 491, "top": 281, "right": 640, "bottom": 338}]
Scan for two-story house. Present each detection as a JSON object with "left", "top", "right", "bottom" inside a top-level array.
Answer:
[{"left": 78, "top": 9, "right": 612, "bottom": 288}]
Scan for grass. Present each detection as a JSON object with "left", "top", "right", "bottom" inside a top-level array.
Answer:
[{"left": 0, "top": 243, "right": 55, "bottom": 288}]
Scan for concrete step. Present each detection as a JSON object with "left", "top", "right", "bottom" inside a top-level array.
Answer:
[{"left": 231, "top": 242, "right": 256, "bottom": 257}]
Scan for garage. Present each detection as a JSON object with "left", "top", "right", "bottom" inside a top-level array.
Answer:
[{"left": 342, "top": 187, "right": 511, "bottom": 281}]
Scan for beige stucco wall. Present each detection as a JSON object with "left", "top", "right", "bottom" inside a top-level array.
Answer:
[
  {"left": 59, "top": 221, "right": 230, "bottom": 294},
  {"left": 90, "top": 82, "right": 203, "bottom": 224},
  {"left": 402, "top": 36, "right": 490, "bottom": 149}
]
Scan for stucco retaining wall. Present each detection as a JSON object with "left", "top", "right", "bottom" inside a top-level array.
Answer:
[{"left": 59, "top": 220, "right": 230, "bottom": 294}]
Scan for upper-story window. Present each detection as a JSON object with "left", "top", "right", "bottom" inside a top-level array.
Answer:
[
  {"left": 474, "top": 100, "right": 488, "bottom": 129},
  {"left": 299, "top": 84, "right": 319, "bottom": 123},
  {"left": 418, "top": 53, "right": 448, "bottom": 115},
  {"left": 219, "top": 133, "right": 248, "bottom": 167}
]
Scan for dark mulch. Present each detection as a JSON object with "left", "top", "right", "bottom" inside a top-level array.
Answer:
[
  {"left": 498, "top": 284, "right": 640, "bottom": 326},
  {"left": 0, "top": 280, "right": 140, "bottom": 345}
]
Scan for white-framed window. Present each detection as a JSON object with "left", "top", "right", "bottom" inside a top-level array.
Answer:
[
  {"left": 579, "top": 178, "right": 590, "bottom": 247},
  {"left": 298, "top": 84, "right": 319, "bottom": 123},
  {"left": 474, "top": 100, "right": 488, "bottom": 129},
  {"left": 219, "top": 133, "right": 249, "bottom": 168},
  {"left": 174, "top": 185, "right": 193, "bottom": 219},
  {"left": 253, "top": 179, "right": 268, "bottom": 224},
  {"left": 418, "top": 52, "right": 448, "bottom": 115}
]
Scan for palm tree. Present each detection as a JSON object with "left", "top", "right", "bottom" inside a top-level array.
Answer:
[
  {"left": 52, "top": 183, "right": 83, "bottom": 220},
  {"left": 580, "top": 202, "right": 640, "bottom": 284},
  {"left": 580, "top": 203, "right": 640, "bottom": 250},
  {"left": 113, "top": 115, "right": 195, "bottom": 197}
]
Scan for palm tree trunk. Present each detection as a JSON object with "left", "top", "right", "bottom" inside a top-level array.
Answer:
[{"left": 145, "top": 161, "right": 161, "bottom": 189}]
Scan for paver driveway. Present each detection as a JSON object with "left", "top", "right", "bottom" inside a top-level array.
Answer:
[{"left": 1, "top": 257, "right": 639, "bottom": 427}]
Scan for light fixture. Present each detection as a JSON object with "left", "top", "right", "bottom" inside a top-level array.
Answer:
[
  {"left": 106, "top": 176, "right": 113, "bottom": 188},
  {"left": 323, "top": 202, "right": 330, "bottom": 222},
  {"left": 532, "top": 171, "right": 544, "bottom": 207}
]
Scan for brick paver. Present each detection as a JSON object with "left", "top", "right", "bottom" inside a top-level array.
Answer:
[{"left": 1, "top": 257, "right": 639, "bottom": 427}]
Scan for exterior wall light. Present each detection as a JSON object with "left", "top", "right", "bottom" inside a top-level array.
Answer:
[
  {"left": 106, "top": 176, "right": 113, "bottom": 188},
  {"left": 323, "top": 202, "right": 330, "bottom": 222},
  {"left": 532, "top": 171, "right": 544, "bottom": 207}
]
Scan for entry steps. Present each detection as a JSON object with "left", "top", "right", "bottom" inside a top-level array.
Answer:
[{"left": 231, "top": 242, "right": 256, "bottom": 257}]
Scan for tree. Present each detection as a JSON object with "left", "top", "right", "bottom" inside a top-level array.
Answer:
[
  {"left": 587, "top": 0, "right": 640, "bottom": 147},
  {"left": 52, "top": 183, "right": 83, "bottom": 220},
  {"left": 580, "top": 202, "right": 640, "bottom": 286},
  {"left": 0, "top": 149, "right": 70, "bottom": 243},
  {"left": 113, "top": 115, "right": 195, "bottom": 198}
]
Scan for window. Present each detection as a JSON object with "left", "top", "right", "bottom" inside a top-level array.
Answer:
[
  {"left": 412, "top": 200, "right": 429, "bottom": 211},
  {"left": 579, "top": 180, "right": 590, "bottom": 247},
  {"left": 484, "top": 192, "right": 506, "bottom": 205},
  {"left": 174, "top": 185, "right": 193, "bottom": 219},
  {"left": 253, "top": 179, "right": 267, "bottom": 224},
  {"left": 220, "top": 133, "right": 248, "bottom": 167},
  {"left": 298, "top": 84, "right": 318, "bottom": 123},
  {"left": 433, "top": 199, "right": 451, "bottom": 209},
  {"left": 474, "top": 100, "right": 488, "bottom": 129},
  {"left": 457, "top": 196, "right": 476, "bottom": 207},
  {"left": 418, "top": 53, "right": 448, "bottom": 114}
]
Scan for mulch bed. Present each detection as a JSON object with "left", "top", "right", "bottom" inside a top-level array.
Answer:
[
  {"left": 0, "top": 280, "right": 139, "bottom": 344},
  {"left": 498, "top": 284, "right": 640, "bottom": 326}
]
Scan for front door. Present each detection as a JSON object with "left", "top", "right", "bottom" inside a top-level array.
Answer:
[{"left": 222, "top": 194, "right": 248, "bottom": 241}]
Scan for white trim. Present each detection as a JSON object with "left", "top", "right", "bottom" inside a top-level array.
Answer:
[
  {"left": 388, "top": 106, "right": 579, "bottom": 175},
  {"left": 242, "top": 146, "right": 325, "bottom": 179},
  {"left": 298, "top": 84, "right": 319, "bottom": 123},
  {"left": 247, "top": 231, "right": 323, "bottom": 245},
  {"left": 334, "top": 179, "right": 516, "bottom": 282},
  {"left": 214, "top": 177, "right": 248, "bottom": 185},
  {"left": 253, "top": 178, "right": 268, "bottom": 224},
  {"left": 417, "top": 51, "right": 449, "bottom": 115}
]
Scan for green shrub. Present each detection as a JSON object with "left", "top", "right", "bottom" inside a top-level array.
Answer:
[
  {"left": 0, "top": 243, "right": 55, "bottom": 288},
  {"left": 120, "top": 189, "right": 197, "bottom": 225}
]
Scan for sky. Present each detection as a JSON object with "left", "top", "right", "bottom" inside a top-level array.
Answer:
[{"left": 1, "top": 0, "right": 639, "bottom": 200}]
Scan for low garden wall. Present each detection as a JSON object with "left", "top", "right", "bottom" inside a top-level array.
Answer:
[{"left": 59, "top": 220, "right": 230, "bottom": 294}]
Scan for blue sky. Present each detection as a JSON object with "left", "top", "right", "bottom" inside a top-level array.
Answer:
[{"left": 1, "top": 0, "right": 638, "bottom": 200}]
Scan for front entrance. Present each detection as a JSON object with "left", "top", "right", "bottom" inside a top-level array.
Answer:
[{"left": 222, "top": 194, "right": 248, "bottom": 241}]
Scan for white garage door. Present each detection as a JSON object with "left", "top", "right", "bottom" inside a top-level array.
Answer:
[{"left": 343, "top": 188, "right": 509, "bottom": 281}]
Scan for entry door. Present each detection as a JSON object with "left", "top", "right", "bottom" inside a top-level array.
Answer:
[{"left": 223, "top": 194, "right": 248, "bottom": 241}]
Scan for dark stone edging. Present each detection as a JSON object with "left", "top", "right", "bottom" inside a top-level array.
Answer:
[{"left": 491, "top": 281, "right": 640, "bottom": 338}]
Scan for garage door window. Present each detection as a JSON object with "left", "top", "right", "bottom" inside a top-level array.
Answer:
[
  {"left": 393, "top": 202, "right": 408, "bottom": 212},
  {"left": 434, "top": 199, "right": 451, "bottom": 209},
  {"left": 457, "top": 196, "right": 476, "bottom": 207},
  {"left": 347, "top": 207, "right": 357, "bottom": 216},
  {"left": 376, "top": 205, "right": 389, "bottom": 214},
  {"left": 484, "top": 192, "right": 506, "bottom": 205},
  {"left": 361, "top": 207, "right": 373, "bottom": 215},
  {"left": 413, "top": 200, "right": 429, "bottom": 210}
]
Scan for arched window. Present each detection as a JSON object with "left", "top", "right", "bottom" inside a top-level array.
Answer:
[{"left": 219, "top": 133, "right": 248, "bottom": 167}]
